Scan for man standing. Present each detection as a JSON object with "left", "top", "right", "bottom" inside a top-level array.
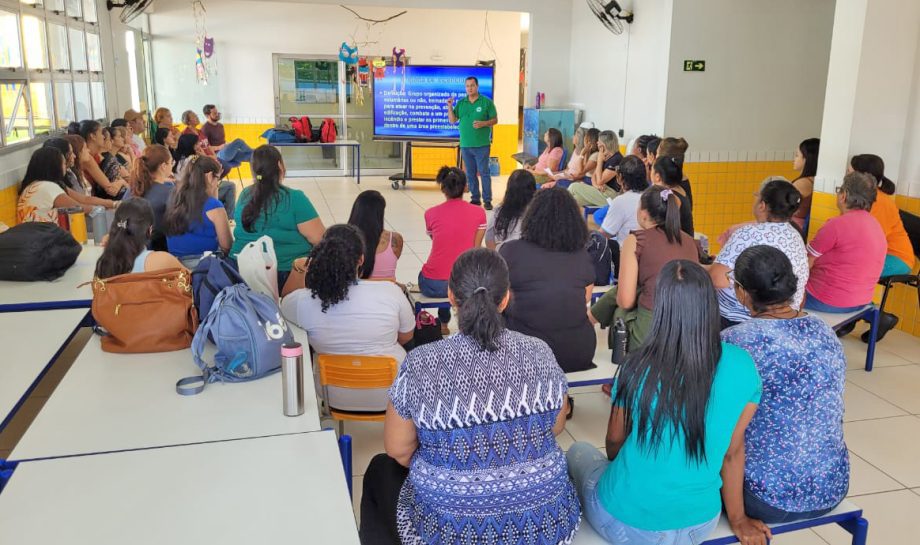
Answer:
[
  {"left": 201, "top": 104, "right": 253, "bottom": 167},
  {"left": 123, "top": 109, "right": 147, "bottom": 157},
  {"left": 447, "top": 77, "right": 498, "bottom": 210}
]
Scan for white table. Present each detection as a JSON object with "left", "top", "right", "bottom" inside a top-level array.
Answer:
[
  {"left": 0, "top": 244, "right": 102, "bottom": 312},
  {"left": 10, "top": 325, "right": 322, "bottom": 461},
  {"left": 0, "top": 432, "right": 360, "bottom": 545},
  {"left": 0, "top": 308, "right": 88, "bottom": 431}
]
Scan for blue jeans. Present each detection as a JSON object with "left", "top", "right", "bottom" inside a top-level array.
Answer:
[
  {"left": 803, "top": 292, "right": 866, "bottom": 313},
  {"left": 217, "top": 139, "right": 253, "bottom": 167},
  {"left": 218, "top": 180, "right": 236, "bottom": 217},
  {"left": 461, "top": 145, "right": 492, "bottom": 203},
  {"left": 743, "top": 486, "right": 837, "bottom": 524},
  {"left": 882, "top": 254, "right": 912, "bottom": 277},
  {"left": 418, "top": 272, "right": 451, "bottom": 324},
  {"left": 567, "top": 442, "right": 720, "bottom": 545}
]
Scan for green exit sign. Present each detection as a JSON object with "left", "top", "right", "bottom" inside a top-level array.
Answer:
[{"left": 684, "top": 60, "right": 706, "bottom": 72}]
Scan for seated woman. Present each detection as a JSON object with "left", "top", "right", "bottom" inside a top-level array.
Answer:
[
  {"left": 131, "top": 145, "right": 176, "bottom": 251},
  {"left": 419, "top": 167, "right": 486, "bottom": 328},
  {"left": 804, "top": 171, "right": 886, "bottom": 313},
  {"left": 44, "top": 136, "right": 88, "bottom": 196},
  {"left": 17, "top": 147, "right": 117, "bottom": 223},
  {"left": 545, "top": 128, "right": 599, "bottom": 189},
  {"left": 651, "top": 155, "right": 694, "bottom": 236},
  {"left": 524, "top": 128, "right": 565, "bottom": 184},
  {"left": 164, "top": 156, "right": 231, "bottom": 267},
  {"left": 95, "top": 198, "right": 184, "bottom": 278},
  {"left": 571, "top": 130, "right": 623, "bottom": 207},
  {"left": 485, "top": 169, "right": 536, "bottom": 250},
  {"left": 347, "top": 190, "right": 404, "bottom": 281},
  {"left": 658, "top": 137, "right": 693, "bottom": 205},
  {"left": 590, "top": 185, "right": 699, "bottom": 349},
  {"left": 500, "top": 187, "right": 595, "bottom": 373},
  {"left": 644, "top": 136, "right": 661, "bottom": 180},
  {"left": 175, "top": 133, "right": 236, "bottom": 217},
  {"left": 70, "top": 120, "right": 129, "bottom": 200},
  {"left": 790, "top": 138, "right": 820, "bottom": 233},
  {"left": 154, "top": 127, "right": 179, "bottom": 161},
  {"left": 109, "top": 126, "right": 135, "bottom": 172},
  {"left": 100, "top": 128, "right": 130, "bottom": 186},
  {"left": 710, "top": 178, "right": 809, "bottom": 329},
  {"left": 567, "top": 260, "right": 763, "bottom": 545},
  {"left": 360, "top": 248, "right": 580, "bottom": 545},
  {"left": 153, "top": 107, "right": 180, "bottom": 139},
  {"left": 599, "top": 155, "right": 648, "bottom": 244},
  {"left": 722, "top": 245, "right": 848, "bottom": 526},
  {"left": 280, "top": 224, "right": 414, "bottom": 412},
  {"left": 180, "top": 110, "right": 215, "bottom": 155},
  {"left": 231, "top": 145, "right": 326, "bottom": 286}
]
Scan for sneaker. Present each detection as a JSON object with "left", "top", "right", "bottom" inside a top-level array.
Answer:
[
  {"left": 470, "top": 199, "right": 482, "bottom": 206},
  {"left": 861, "top": 312, "right": 899, "bottom": 343},
  {"left": 484, "top": 201, "right": 493, "bottom": 211}
]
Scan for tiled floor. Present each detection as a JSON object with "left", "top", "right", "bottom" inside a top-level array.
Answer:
[{"left": 3, "top": 175, "right": 919, "bottom": 544}]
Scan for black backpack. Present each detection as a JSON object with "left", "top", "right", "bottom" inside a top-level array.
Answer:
[
  {"left": 0, "top": 222, "right": 82, "bottom": 281},
  {"left": 585, "top": 231, "right": 613, "bottom": 286}
]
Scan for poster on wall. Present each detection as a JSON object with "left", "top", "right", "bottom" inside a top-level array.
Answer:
[
  {"left": 372, "top": 64, "right": 495, "bottom": 141},
  {"left": 294, "top": 60, "right": 338, "bottom": 104}
]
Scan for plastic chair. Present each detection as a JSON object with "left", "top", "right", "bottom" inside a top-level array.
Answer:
[
  {"left": 558, "top": 147, "right": 569, "bottom": 171},
  {"left": 316, "top": 354, "right": 399, "bottom": 436},
  {"left": 870, "top": 210, "right": 920, "bottom": 342}
]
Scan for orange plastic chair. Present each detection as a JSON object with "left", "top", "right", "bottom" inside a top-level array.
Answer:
[{"left": 316, "top": 354, "right": 399, "bottom": 435}]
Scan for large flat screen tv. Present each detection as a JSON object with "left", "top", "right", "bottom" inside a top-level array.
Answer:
[{"left": 372, "top": 64, "right": 495, "bottom": 141}]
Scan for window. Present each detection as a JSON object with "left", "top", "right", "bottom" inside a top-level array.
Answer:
[
  {"left": 86, "top": 32, "right": 101, "bottom": 72},
  {"left": 69, "top": 27, "right": 86, "bottom": 71},
  {"left": 0, "top": 10, "right": 22, "bottom": 69},
  {"left": 0, "top": 1, "right": 110, "bottom": 148},
  {"left": 48, "top": 23, "right": 69, "bottom": 70},
  {"left": 22, "top": 16, "right": 48, "bottom": 70},
  {"left": 53, "top": 81, "right": 74, "bottom": 128},
  {"left": 90, "top": 80, "right": 104, "bottom": 119}
]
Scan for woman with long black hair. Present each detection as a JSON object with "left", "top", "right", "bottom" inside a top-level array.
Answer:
[
  {"left": 347, "top": 190, "right": 404, "bottom": 280},
  {"left": 230, "top": 145, "right": 326, "bottom": 285},
  {"left": 485, "top": 169, "right": 536, "bottom": 250},
  {"left": 17, "top": 147, "right": 116, "bottom": 223},
  {"left": 280, "top": 224, "right": 414, "bottom": 411},
  {"left": 651, "top": 155, "right": 694, "bottom": 236},
  {"left": 69, "top": 120, "right": 130, "bottom": 199},
  {"left": 360, "top": 248, "right": 580, "bottom": 545},
  {"left": 164, "top": 156, "right": 231, "bottom": 266},
  {"left": 790, "top": 138, "right": 820, "bottom": 231},
  {"left": 95, "top": 198, "right": 183, "bottom": 278},
  {"left": 568, "top": 259, "right": 765, "bottom": 545}
]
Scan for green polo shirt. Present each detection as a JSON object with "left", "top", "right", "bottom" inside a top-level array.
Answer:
[{"left": 452, "top": 95, "right": 497, "bottom": 148}]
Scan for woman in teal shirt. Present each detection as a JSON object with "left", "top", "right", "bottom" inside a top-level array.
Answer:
[
  {"left": 567, "top": 260, "right": 768, "bottom": 545},
  {"left": 230, "top": 145, "right": 325, "bottom": 284}
]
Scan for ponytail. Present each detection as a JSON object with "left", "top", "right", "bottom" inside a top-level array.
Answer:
[
  {"left": 306, "top": 225, "right": 364, "bottom": 312},
  {"left": 652, "top": 156, "right": 683, "bottom": 187},
  {"left": 850, "top": 153, "right": 896, "bottom": 195},
  {"left": 641, "top": 185, "right": 682, "bottom": 244},
  {"left": 243, "top": 145, "right": 285, "bottom": 232},
  {"left": 131, "top": 144, "right": 171, "bottom": 196},
  {"left": 449, "top": 248, "right": 509, "bottom": 352}
]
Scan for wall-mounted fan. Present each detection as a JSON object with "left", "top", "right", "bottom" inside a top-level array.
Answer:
[
  {"left": 587, "top": 0, "right": 634, "bottom": 35},
  {"left": 106, "top": 0, "right": 154, "bottom": 24}
]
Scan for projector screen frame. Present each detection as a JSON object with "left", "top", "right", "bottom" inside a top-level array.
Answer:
[{"left": 371, "top": 64, "right": 496, "bottom": 143}]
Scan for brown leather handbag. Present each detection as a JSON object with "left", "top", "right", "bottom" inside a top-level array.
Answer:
[{"left": 91, "top": 267, "right": 199, "bottom": 353}]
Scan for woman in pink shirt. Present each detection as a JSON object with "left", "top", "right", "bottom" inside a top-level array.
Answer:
[
  {"left": 420, "top": 167, "right": 487, "bottom": 331},
  {"left": 526, "top": 128, "right": 565, "bottom": 185},
  {"left": 804, "top": 171, "right": 886, "bottom": 314}
]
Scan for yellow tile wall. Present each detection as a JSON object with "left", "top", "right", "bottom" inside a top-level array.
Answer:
[
  {"left": 684, "top": 161, "right": 801, "bottom": 253},
  {"left": 0, "top": 184, "right": 18, "bottom": 227},
  {"left": 808, "top": 191, "right": 920, "bottom": 337}
]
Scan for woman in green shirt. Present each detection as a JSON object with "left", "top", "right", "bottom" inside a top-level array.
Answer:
[
  {"left": 567, "top": 260, "right": 768, "bottom": 545},
  {"left": 231, "top": 145, "right": 325, "bottom": 285}
]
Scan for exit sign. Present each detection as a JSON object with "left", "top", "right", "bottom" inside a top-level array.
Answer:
[{"left": 684, "top": 60, "right": 706, "bottom": 72}]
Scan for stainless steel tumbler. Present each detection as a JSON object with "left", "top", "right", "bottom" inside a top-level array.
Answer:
[{"left": 281, "top": 342, "right": 304, "bottom": 417}]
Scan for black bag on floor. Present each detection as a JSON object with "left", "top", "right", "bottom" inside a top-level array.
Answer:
[
  {"left": 586, "top": 231, "right": 613, "bottom": 286},
  {"left": 413, "top": 311, "right": 443, "bottom": 346},
  {"left": 0, "top": 222, "right": 82, "bottom": 281}
]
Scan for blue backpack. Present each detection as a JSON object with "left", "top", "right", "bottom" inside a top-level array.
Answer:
[
  {"left": 176, "top": 283, "right": 294, "bottom": 395},
  {"left": 191, "top": 253, "right": 246, "bottom": 321}
]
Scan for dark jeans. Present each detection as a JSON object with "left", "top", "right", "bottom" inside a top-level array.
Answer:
[
  {"left": 359, "top": 453, "right": 409, "bottom": 545},
  {"left": 418, "top": 272, "right": 451, "bottom": 324},
  {"left": 744, "top": 486, "right": 837, "bottom": 524},
  {"left": 460, "top": 145, "right": 492, "bottom": 203}
]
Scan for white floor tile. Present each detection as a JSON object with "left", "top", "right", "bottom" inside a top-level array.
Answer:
[
  {"left": 873, "top": 330, "right": 920, "bottom": 364},
  {"left": 840, "top": 336, "right": 915, "bottom": 370},
  {"left": 843, "top": 416, "right": 920, "bottom": 488},
  {"left": 843, "top": 382, "right": 909, "bottom": 422},
  {"left": 846, "top": 365, "right": 920, "bottom": 414},
  {"left": 813, "top": 489, "right": 920, "bottom": 545},
  {"left": 847, "top": 451, "right": 904, "bottom": 496},
  {"left": 564, "top": 392, "right": 611, "bottom": 448}
]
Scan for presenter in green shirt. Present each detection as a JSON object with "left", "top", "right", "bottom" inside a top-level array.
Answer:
[{"left": 447, "top": 76, "right": 498, "bottom": 210}]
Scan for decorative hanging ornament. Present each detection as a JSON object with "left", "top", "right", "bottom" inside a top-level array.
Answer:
[
  {"left": 203, "top": 36, "right": 214, "bottom": 58},
  {"left": 391, "top": 47, "right": 407, "bottom": 93},
  {"left": 372, "top": 58, "right": 387, "bottom": 80}
]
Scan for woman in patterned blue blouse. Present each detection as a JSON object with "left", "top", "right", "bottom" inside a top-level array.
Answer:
[
  {"left": 722, "top": 245, "right": 849, "bottom": 524},
  {"left": 359, "top": 248, "right": 580, "bottom": 545}
]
